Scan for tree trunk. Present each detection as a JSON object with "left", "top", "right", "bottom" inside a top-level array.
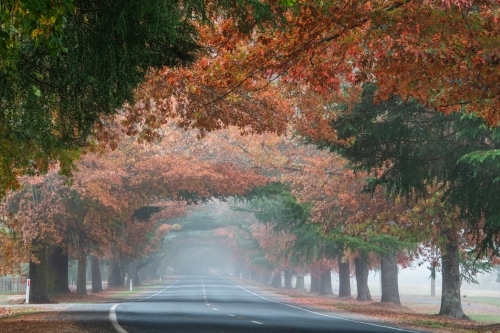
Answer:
[
  {"left": 439, "top": 229, "right": 468, "bottom": 319},
  {"left": 295, "top": 275, "right": 306, "bottom": 292},
  {"left": 310, "top": 271, "right": 320, "bottom": 293},
  {"left": 319, "top": 270, "right": 333, "bottom": 295},
  {"left": 91, "top": 256, "right": 103, "bottom": 293},
  {"left": 284, "top": 269, "right": 293, "bottom": 289},
  {"left": 126, "top": 262, "right": 137, "bottom": 288},
  {"left": 108, "top": 258, "right": 124, "bottom": 287},
  {"left": 271, "top": 272, "right": 281, "bottom": 288},
  {"left": 46, "top": 244, "right": 70, "bottom": 296},
  {"left": 431, "top": 275, "right": 436, "bottom": 297},
  {"left": 29, "top": 241, "right": 51, "bottom": 303},
  {"left": 235, "top": 264, "right": 242, "bottom": 279},
  {"left": 76, "top": 255, "right": 87, "bottom": 295},
  {"left": 338, "top": 253, "right": 351, "bottom": 298},
  {"left": 150, "top": 256, "right": 164, "bottom": 279},
  {"left": 262, "top": 272, "right": 270, "bottom": 285},
  {"left": 354, "top": 253, "right": 372, "bottom": 301},
  {"left": 380, "top": 251, "right": 401, "bottom": 305}
]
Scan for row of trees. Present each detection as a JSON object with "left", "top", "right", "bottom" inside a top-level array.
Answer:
[
  {"left": 0, "top": 133, "right": 266, "bottom": 302},
  {"left": 1, "top": 0, "right": 500, "bottom": 321},
  {"left": 164, "top": 87, "right": 500, "bottom": 319}
]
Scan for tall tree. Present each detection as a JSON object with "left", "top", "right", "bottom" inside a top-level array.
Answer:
[
  {"left": 322, "top": 85, "right": 500, "bottom": 318},
  {"left": 0, "top": 0, "right": 283, "bottom": 198}
]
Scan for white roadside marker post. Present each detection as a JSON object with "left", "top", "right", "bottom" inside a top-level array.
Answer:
[
  {"left": 25, "top": 279, "right": 30, "bottom": 304},
  {"left": 130, "top": 279, "right": 133, "bottom": 292}
]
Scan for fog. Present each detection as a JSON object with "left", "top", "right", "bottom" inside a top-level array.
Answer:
[{"left": 160, "top": 200, "right": 500, "bottom": 299}]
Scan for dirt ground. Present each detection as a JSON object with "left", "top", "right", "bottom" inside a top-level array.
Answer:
[{"left": 0, "top": 312, "right": 114, "bottom": 333}]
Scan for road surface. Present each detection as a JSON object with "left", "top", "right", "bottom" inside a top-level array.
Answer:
[{"left": 109, "top": 276, "right": 421, "bottom": 333}]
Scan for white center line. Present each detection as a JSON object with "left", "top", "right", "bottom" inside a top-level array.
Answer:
[{"left": 251, "top": 321, "right": 263, "bottom": 325}]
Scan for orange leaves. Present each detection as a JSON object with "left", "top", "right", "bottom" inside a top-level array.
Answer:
[{"left": 114, "top": 0, "right": 500, "bottom": 145}]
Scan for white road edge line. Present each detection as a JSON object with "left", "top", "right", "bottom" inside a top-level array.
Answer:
[
  {"left": 226, "top": 280, "right": 418, "bottom": 333},
  {"left": 109, "top": 304, "right": 128, "bottom": 333},
  {"left": 228, "top": 314, "right": 235, "bottom": 317},
  {"left": 251, "top": 320, "right": 263, "bottom": 324}
]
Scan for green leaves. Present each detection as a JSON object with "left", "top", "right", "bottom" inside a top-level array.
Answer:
[{"left": 324, "top": 85, "right": 500, "bottom": 256}]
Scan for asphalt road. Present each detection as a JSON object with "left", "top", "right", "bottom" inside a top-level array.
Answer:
[{"left": 110, "top": 276, "right": 420, "bottom": 333}]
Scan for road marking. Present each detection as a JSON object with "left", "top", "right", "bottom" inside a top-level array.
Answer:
[
  {"left": 110, "top": 278, "right": 182, "bottom": 333},
  {"left": 109, "top": 304, "right": 128, "bottom": 333},
  {"left": 228, "top": 314, "right": 235, "bottom": 317},
  {"left": 213, "top": 308, "right": 218, "bottom": 310},
  {"left": 251, "top": 321, "right": 263, "bottom": 325},
  {"left": 137, "top": 279, "right": 179, "bottom": 302},
  {"left": 226, "top": 280, "right": 418, "bottom": 333}
]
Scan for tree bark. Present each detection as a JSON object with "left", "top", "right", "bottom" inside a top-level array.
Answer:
[
  {"left": 108, "top": 258, "right": 124, "bottom": 287},
  {"left": 295, "top": 275, "right": 306, "bottom": 292},
  {"left": 271, "top": 272, "right": 282, "bottom": 288},
  {"left": 338, "top": 253, "right": 351, "bottom": 298},
  {"left": 29, "top": 241, "right": 51, "bottom": 303},
  {"left": 380, "top": 251, "right": 401, "bottom": 305},
  {"left": 310, "top": 271, "right": 320, "bottom": 293},
  {"left": 126, "top": 262, "right": 137, "bottom": 288},
  {"left": 46, "top": 244, "right": 70, "bottom": 296},
  {"left": 284, "top": 269, "right": 293, "bottom": 289},
  {"left": 354, "top": 253, "right": 372, "bottom": 301},
  {"left": 319, "top": 270, "right": 333, "bottom": 295},
  {"left": 76, "top": 255, "right": 87, "bottom": 295},
  {"left": 431, "top": 275, "right": 436, "bottom": 297},
  {"left": 439, "top": 229, "right": 468, "bottom": 319},
  {"left": 91, "top": 256, "right": 103, "bottom": 293}
]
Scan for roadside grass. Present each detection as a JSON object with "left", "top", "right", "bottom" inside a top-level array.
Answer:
[
  {"left": 468, "top": 314, "right": 500, "bottom": 324},
  {"left": 465, "top": 296, "right": 500, "bottom": 308},
  {"left": 50, "top": 281, "right": 166, "bottom": 304},
  {"left": 0, "top": 308, "right": 34, "bottom": 320},
  {"left": 406, "top": 319, "right": 475, "bottom": 333},
  {"left": 109, "top": 283, "right": 163, "bottom": 298}
]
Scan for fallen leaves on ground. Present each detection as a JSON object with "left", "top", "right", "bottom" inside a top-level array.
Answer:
[{"left": 260, "top": 288, "right": 500, "bottom": 333}]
